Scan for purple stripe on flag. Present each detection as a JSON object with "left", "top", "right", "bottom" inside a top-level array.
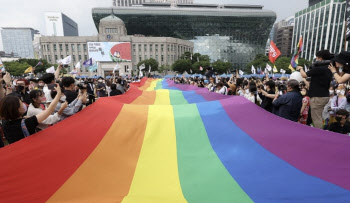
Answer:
[{"left": 220, "top": 97, "right": 350, "bottom": 191}]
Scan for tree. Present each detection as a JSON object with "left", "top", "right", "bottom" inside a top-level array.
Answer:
[
  {"left": 192, "top": 61, "right": 211, "bottom": 74},
  {"left": 172, "top": 59, "right": 192, "bottom": 73},
  {"left": 17, "top": 59, "right": 52, "bottom": 74},
  {"left": 212, "top": 60, "right": 232, "bottom": 74},
  {"left": 247, "top": 54, "right": 312, "bottom": 74},
  {"left": 3, "top": 61, "right": 31, "bottom": 76},
  {"left": 246, "top": 54, "right": 271, "bottom": 72},
  {"left": 137, "top": 58, "right": 159, "bottom": 72},
  {"left": 158, "top": 65, "right": 172, "bottom": 75}
]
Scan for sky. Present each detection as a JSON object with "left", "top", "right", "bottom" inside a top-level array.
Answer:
[{"left": 0, "top": 0, "right": 308, "bottom": 50}]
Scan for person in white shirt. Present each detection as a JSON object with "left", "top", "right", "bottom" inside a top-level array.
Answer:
[
  {"left": 27, "top": 90, "right": 68, "bottom": 130},
  {"left": 244, "top": 86, "right": 262, "bottom": 105},
  {"left": 216, "top": 82, "right": 228, "bottom": 95}
]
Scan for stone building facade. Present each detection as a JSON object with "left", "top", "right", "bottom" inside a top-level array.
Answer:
[{"left": 40, "top": 15, "right": 193, "bottom": 77}]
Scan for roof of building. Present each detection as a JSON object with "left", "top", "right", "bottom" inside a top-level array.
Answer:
[
  {"left": 100, "top": 14, "right": 125, "bottom": 26},
  {"left": 92, "top": 5, "right": 276, "bottom": 18}
]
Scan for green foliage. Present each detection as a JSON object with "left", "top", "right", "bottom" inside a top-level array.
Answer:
[
  {"left": 3, "top": 58, "right": 55, "bottom": 76},
  {"left": 137, "top": 58, "right": 159, "bottom": 72},
  {"left": 172, "top": 59, "right": 192, "bottom": 73},
  {"left": 17, "top": 59, "right": 52, "bottom": 74},
  {"left": 246, "top": 54, "right": 271, "bottom": 72},
  {"left": 212, "top": 60, "right": 232, "bottom": 74},
  {"left": 3, "top": 61, "right": 31, "bottom": 76},
  {"left": 246, "top": 54, "right": 312, "bottom": 74},
  {"left": 158, "top": 65, "right": 172, "bottom": 75}
]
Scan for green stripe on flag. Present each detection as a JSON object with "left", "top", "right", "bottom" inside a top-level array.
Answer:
[
  {"left": 173, "top": 104, "right": 252, "bottom": 203},
  {"left": 170, "top": 90, "right": 188, "bottom": 105}
]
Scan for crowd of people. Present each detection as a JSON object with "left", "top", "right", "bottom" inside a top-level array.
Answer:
[
  {"left": 1, "top": 49, "right": 350, "bottom": 148},
  {"left": 173, "top": 50, "right": 350, "bottom": 135},
  {"left": 0, "top": 65, "right": 134, "bottom": 147}
]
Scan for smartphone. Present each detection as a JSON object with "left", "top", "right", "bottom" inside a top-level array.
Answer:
[{"left": 48, "top": 84, "right": 57, "bottom": 90}]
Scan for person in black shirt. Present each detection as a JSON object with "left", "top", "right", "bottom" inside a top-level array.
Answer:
[
  {"left": 86, "top": 79, "right": 95, "bottom": 106},
  {"left": 62, "top": 76, "right": 78, "bottom": 104},
  {"left": 272, "top": 79, "right": 303, "bottom": 122},
  {"left": 0, "top": 84, "right": 63, "bottom": 144},
  {"left": 9, "top": 79, "right": 31, "bottom": 105},
  {"left": 329, "top": 51, "right": 350, "bottom": 84},
  {"left": 329, "top": 109, "right": 350, "bottom": 135},
  {"left": 96, "top": 78, "right": 107, "bottom": 97},
  {"left": 297, "top": 50, "right": 333, "bottom": 129},
  {"left": 258, "top": 80, "right": 276, "bottom": 113},
  {"left": 109, "top": 84, "right": 123, "bottom": 96}
]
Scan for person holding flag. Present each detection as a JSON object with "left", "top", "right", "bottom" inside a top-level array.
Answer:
[{"left": 296, "top": 50, "right": 333, "bottom": 129}]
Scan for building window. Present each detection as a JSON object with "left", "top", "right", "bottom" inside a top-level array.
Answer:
[
  {"left": 47, "top": 45, "right": 50, "bottom": 51},
  {"left": 133, "top": 44, "right": 136, "bottom": 52},
  {"left": 156, "top": 55, "right": 159, "bottom": 62},
  {"left": 161, "top": 55, "right": 164, "bottom": 62},
  {"left": 138, "top": 44, "right": 141, "bottom": 52},
  {"left": 59, "top": 44, "right": 62, "bottom": 52},
  {"left": 144, "top": 44, "right": 147, "bottom": 52},
  {"left": 150, "top": 44, "right": 153, "bottom": 52},
  {"left": 83, "top": 44, "right": 87, "bottom": 51},
  {"left": 66, "top": 44, "right": 69, "bottom": 52},
  {"left": 105, "top": 28, "right": 118, "bottom": 33},
  {"left": 48, "top": 55, "right": 51, "bottom": 62},
  {"left": 155, "top": 44, "right": 158, "bottom": 52},
  {"left": 161, "top": 44, "right": 164, "bottom": 52},
  {"left": 84, "top": 55, "right": 87, "bottom": 60},
  {"left": 79, "top": 55, "right": 82, "bottom": 61},
  {"left": 71, "top": 44, "right": 75, "bottom": 52},
  {"left": 168, "top": 45, "right": 170, "bottom": 52},
  {"left": 73, "top": 55, "right": 76, "bottom": 62},
  {"left": 55, "top": 55, "right": 58, "bottom": 61},
  {"left": 61, "top": 55, "right": 64, "bottom": 60},
  {"left": 54, "top": 44, "right": 57, "bottom": 51},
  {"left": 77, "top": 44, "right": 81, "bottom": 52},
  {"left": 139, "top": 56, "right": 142, "bottom": 62}
]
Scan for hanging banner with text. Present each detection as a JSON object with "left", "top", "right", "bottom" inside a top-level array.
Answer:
[{"left": 88, "top": 42, "right": 131, "bottom": 62}]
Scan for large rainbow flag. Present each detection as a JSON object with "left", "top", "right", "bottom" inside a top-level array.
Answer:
[{"left": 1, "top": 78, "right": 350, "bottom": 202}]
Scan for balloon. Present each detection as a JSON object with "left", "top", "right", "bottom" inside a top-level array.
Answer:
[{"left": 290, "top": 72, "right": 303, "bottom": 82}]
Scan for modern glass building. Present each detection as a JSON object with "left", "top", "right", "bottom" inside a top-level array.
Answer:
[
  {"left": 1, "top": 27, "right": 39, "bottom": 58},
  {"left": 292, "top": 0, "right": 349, "bottom": 61},
  {"left": 92, "top": 4, "right": 276, "bottom": 68},
  {"left": 309, "top": 0, "right": 324, "bottom": 7}
]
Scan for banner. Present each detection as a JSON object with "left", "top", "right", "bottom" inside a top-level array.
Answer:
[{"left": 88, "top": 42, "right": 131, "bottom": 62}]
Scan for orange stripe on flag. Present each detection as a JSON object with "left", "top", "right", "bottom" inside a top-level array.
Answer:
[{"left": 47, "top": 104, "right": 149, "bottom": 202}]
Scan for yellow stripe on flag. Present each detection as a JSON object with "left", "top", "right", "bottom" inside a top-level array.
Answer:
[
  {"left": 154, "top": 89, "right": 171, "bottom": 105},
  {"left": 146, "top": 80, "right": 159, "bottom": 91},
  {"left": 121, "top": 105, "right": 187, "bottom": 203},
  {"left": 288, "top": 65, "right": 295, "bottom": 72}
]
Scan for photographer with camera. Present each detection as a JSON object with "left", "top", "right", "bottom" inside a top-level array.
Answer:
[
  {"left": 296, "top": 50, "right": 333, "bottom": 129},
  {"left": 272, "top": 79, "right": 303, "bottom": 122},
  {"left": 328, "top": 51, "right": 350, "bottom": 84}
]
